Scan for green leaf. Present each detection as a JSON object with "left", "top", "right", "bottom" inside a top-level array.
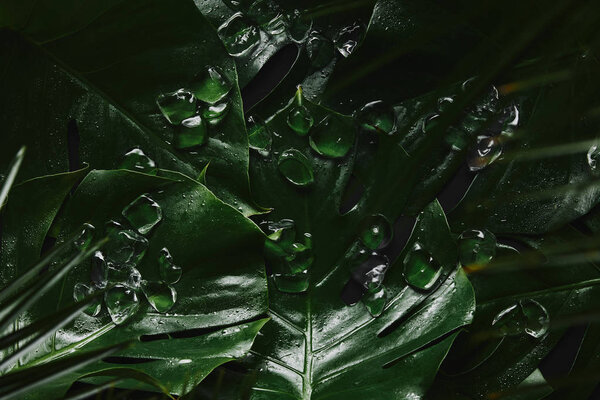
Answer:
[
  {"left": 1, "top": 169, "right": 268, "bottom": 397},
  {"left": 0, "top": 0, "right": 261, "bottom": 216}
]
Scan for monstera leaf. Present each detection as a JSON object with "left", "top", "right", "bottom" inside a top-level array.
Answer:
[
  {"left": 0, "top": 167, "right": 268, "bottom": 398},
  {"left": 0, "top": 0, "right": 260, "bottom": 215}
]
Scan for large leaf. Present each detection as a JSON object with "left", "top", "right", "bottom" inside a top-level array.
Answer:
[
  {"left": 0, "top": 0, "right": 260, "bottom": 215},
  {"left": 1, "top": 168, "right": 268, "bottom": 397}
]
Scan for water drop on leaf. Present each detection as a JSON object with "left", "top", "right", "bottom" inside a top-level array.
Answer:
[
  {"left": 248, "top": 116, "right": 272, "bottom": 156},
  {"left": 90, "top": 251, "right": 108, "bottom": 289},
  {"left": 74, "top": 223, "right": 95, "bottom": 250},
  {"left": 273, "top": 270, "right": 309, "bottom": 293},
  {"left": 191, "top": 66, "right": 232, "bottom": 104},
  {"left": 402, "top": 243, "right": 442, "bottom": 291},
  {"left": 309, "top": 115, "right": 355, "bottom": 158},
  {"left": 104, "top": 225, "right": 149, "bottom": 265},
  {"left": 588, "top": 144, "right": 599, "bottom": 171},
  {"left": 458, "top": 229, "right": 497, "bottom": 267},
  {"left": 492, "top": 299, "right": 549, "bottom": 339},
  {"left": 468, "top": 135, "right": 502, "bottom": 171},
  {"left": 363, "top": 287, "right": 386, "bottom": 317},
  {"left": 73, "top": 283, "right": 101, "bottom": 317},
  {"left": 354, "top": 101, "right": 396, "bottom": 135},
  {"left": 119, "top": 148, "right": 157, "bottom": 175},
  {"left": 158, "top": 247, "right": 182, "bottom": 284},
  {"left": 287, "top": 105, "right": 314, "bottom": 136},
  {"left": 156, "top": 89, "right": 196, "bottom": 125},
  {"left": 359, "top": 214, "right": 393, "bottom": 250},
  {"left": 122, "top": 194, "right": 162, "bottom": 235},
  {"left": 218, "top": 13, "right": 261, "bottom": 57},
  {"left": 278, "top": 149, "right": 314, "bottom": 186},
  {"left": 202, "top": 100, "right": 229, "bottom": 125},
  {"left": 105, "top": 285, "right": 139, "bottom": 325},
  {"left": 334, "top": 23, "right": 364, "bottom": 58},
  {"left": 176, "top": 115, "right": 208, "bottom": 149},
  {"left": 142, "top": 281, "right": 177, "bottom": 313},
  {"left": 306, "top": 33, "right": 335, "bottom": 68}
]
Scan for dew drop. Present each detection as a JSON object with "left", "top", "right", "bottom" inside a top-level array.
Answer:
[
  {"left": 468, "top": 135, "right": 502, "bottom": 171},
  {"left": 142, "top": 281, "right": 177, "bottom": 313},
  {"left": 156, "top": 89, "right": 196, "bottom": 125},
  {"left": 273, "top": 270, "right": 309, "bottom": 293},
  {"left": 278, "top": 149, "right": 314, "bottom": 186},
  {"left": 334, "top": 23, "right": 364, "bottom": 58},
  {"left": 119, "top": 148, "right": 157, "bottom": 175},
  {"left": 176, "top": 115, "right": 208, "bottom": 149},
  {"left": 122, "top": 194, "right": 163, "bottom": 235},
  {"left": 74, "top": 223, "right": 95, "bottom": 250},
  {"left": 287, "top": 106, "right": 314, "bottom": 136},
  {"left": 359, "top": 214, "right": 393, "bottom": 250},
  {"left": 218, "top": 13, "right": 261, "bottom": 57},
  {"left": 73, "top": 283, "right": 101, "bottom": 317},
  {"left": 587, "top": 144, "right": 599, "bottom": 171},
  {"left": 265, "top": 219, "right": 296, "bottom": 250},
  {"left": 353, "top": 253, "right": 389, "bottom": 293},
  {"left": 492, "top": 299, "right": 549, "bottom": 339},
  {"left": 247, "top": 116, "right": 272, "bottom": 156},
  {"left": 202, "top": 100, "right": 229, "bottom": 125},
  {"left": 158, "top": 247, "right": 182, "bottom": 284},
  {"left": 354, "top": 101, "right": 396, "bottom": 135},
  {"left": 191, "top": 66, "right": 232, "bottom": 104},
  {"left": 285, "top": 242, "right": 314, "bottom": 274},
  {"left": 402, "top": 243, "right": 442, "bottom": 291},
  {"left": 309, "top": 115, "right": 355, "bottom": 158},
  {"left": 458, "top": 229, "right": 497, "bottom": 266},
  {"left": 104, "top": 224, "right": 149, "bottom": 265},
  {"left": 90, "top": 251, "right": 108, "bottom": 289},
  {"left": 363, "top": 287, "right": 386, "bottom": 317},
  {"left": 105, "top": 285, "right": 139, "bottom": 325},
  {"left": 286, "top": 9, "right": 312, "bottom": 43}
]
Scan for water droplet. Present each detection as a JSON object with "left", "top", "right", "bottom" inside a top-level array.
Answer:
[
  {"left": 176, "top": 115, "right": 208, "bottom": 149},
  {"left": 437, "top": 96, "right": 454, "bottom": 113},
  {"left": 191, "top": 66, "right": 232, "bottom": 104},
  {"left": 458, "top": 229, "right": 497, "bottom": 266},
  {"left": 90, "top": 251, "right": 108, "bottom": 289},
  {"left": 273, "top": 270, "right": 309, "bottom": 293},
  {"left": 105, "top": 285, "right": 139, "bottom": 325},
  {"left": 309, "top": 115, "right": 355, "bottom": 158},
  {"left": 354, "top": 101, "right": 396, "bottom": 135},
  {"left": 492, "top": 299, "right": 549, "bottom": 339},
  {"left": 122, "top": 194, "right": 162, "bottom": 235},
  {"left": 363, "top": 287, "right": 385, "bottom": 317},
  {"left": 218, "top": 13, "right": 261, "bottom": 57},
  {"left": 588, "top": 144, "right": 599, "bottom": 171},
  {"left": 247, "top": 0, "right": 281, "bottom": 25},
  {"left": 247, "top": 116, "right": 272, "bottom": 156},
  {"left": 119, "top": 148, "right": 157, "bottom": 175},
  {"left": 202, "top": 100, "right": 229, "bottom": 125},
  {"left": 306, "top": 33, "right": 335, "bottom": 68},
  {"left": 265, "top": 219, "right": 296, "bottom": 250},
  {"left": 156, "top": 89, "right": 196, "bottom": 125},
  {"left": 287, "top": 90, "right": 314, "bottom": 136},
  {"left": 285, "top": 242, "right": 314, "bottom": 274},
  {"left": 158, "top": 247, "right": 182, "bottom": 284},
  {"left": 334, "top": 23, "right": 364, "bottom": 58},
  {"left": 141, "top": 281, "right": 177, "bottom": 313},
  {"left": 359, "top": 214, "right": 393, "bottom": 250},
  {"left": 73, "top": 283, "right": 101, "bottom": 316},
  {"left": 353, "top": 253, "right": 389, "bottom": 292},
  {"left": 402, "top": 243, "right": 442, "bottom": 291},
  {"left": 278, "top": 149, "right": 314, "bottom": 186},
  {"left": 74, "top": 223, "right": 95, "bottom": 250},
  {"left": 468, "top": 135, "right": 502, "bottom": 171},
  {"left": 104, "top": 225, "right": 149, "bottom": 265}
]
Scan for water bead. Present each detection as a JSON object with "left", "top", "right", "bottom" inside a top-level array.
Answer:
[
  {"left": 352, "top": 253, "right": 390, "bottom": 293},
  {"left": 119, "top": 148, "right": 157, "bottom": 175},
  {"left": 105, "top": 285, "right": 139, "bottom": 325},
  {"left": 588, "top": 144, "right": 600, "bottom": 171},
  {"left": 73, "top": 283, "right": 101, "bottom": 317},
  {"left": 359, "top": 214, "right": 393, "bottom": 250},
  {"left": 286, "top": 9, "right": 312, "bottom": 43},
  {"left": 141, "top": 281, "right": 177, "bottom": 313},
  {"left": 265, "top": 219, "right": 296, "bottom": 250},
  {"left": 468, "top": 135, "right": 502, "bottom": 172},
  {"left": 74, "top": 223, "right": 95, "bottom": 250},
  {"left": 202, "top": 100, "right": 229, "bottom": 125},
  {"left": 158, "top": 247, "right": 182, "bottom": 284},
  {"left": 287, "top": 105, "right": 314, "bottom": 136},
  {"left": 104, "top": 226, "right": 149, "bottom": 266},
  {"left": 191, "top": 66, "right": 232, "bottom": 105},
  {"left": 402, "top": 243, "right": 442, "bottom": 291},
  {"left": 273, "top": 270, "right": 309, "bottom": 293},
  {"left": 334, "top": 23, "right": 364, "bottom": 58},
  {"left": 156, "top": 89, "right": 196, "bottom": 125},
  {"left": 218, "top": 13, "right": 261, "bottom": 57},
  {"left": 492, "top": 299, "right": 549, "bottom": 339},
  {"left": 363, "top": 287, "right": 386, "bottom": 317},
  {"left": 247, "top": 116, "right": 272, "bottom": 157},
  {"left": 285, "top": 242, "right": 314, "bottom": 274},
  {"left": 90, "top": 251, "right": 108, "bottom": 289},
  {"left": 278, "top": 149, "right": 314, "bottom": 187},
  {"left": 354, "top": 101, "right": 396, "bottom": 135},
  {"left": 308, "top": 115, "right": 355, "bottom": 158},
  {"left": 122, "top": 194, "right": 163, "bottom": 235},
  {"left": 458, "top": 229, "right": 497, "bottom": 266},
  {"left": 176, "top": 115, "right": 208, "bottom": 149}
]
